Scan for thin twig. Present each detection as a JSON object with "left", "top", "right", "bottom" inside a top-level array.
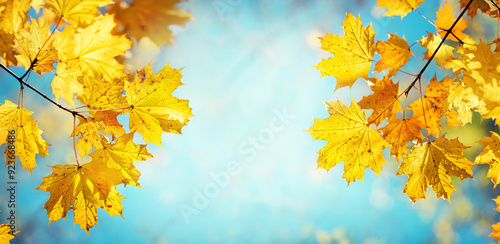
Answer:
[
  {"left": 0, "top": 63, "right": 85, "bottom": 119},
  {"left": 414, "top": 9, "right": 437, "bottom": 27},
  {"left": 404, "top": 0, "right": 474, "bottom": 96},
  {"left": 491, "top": 0, "right": 500, "bottom": 12},
  {"left": 367, "top": 0, "right": 474, "bottom": 125},
  {"left": 438, "top": 28, "right": 464, "bottom": 45}
]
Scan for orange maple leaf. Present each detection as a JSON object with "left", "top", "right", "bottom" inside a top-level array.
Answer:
[
  {"left": 381, "top": 117, "right": 425, "bottom": 160},
  {"left": 435, "top": 2, "right": 471, "bottom": 42},
  {"left": 408, "top": 75, "right": 454, "bottom": 137},
  {"left": 358, "top": 76, "right": 402, "bottom": 126}
]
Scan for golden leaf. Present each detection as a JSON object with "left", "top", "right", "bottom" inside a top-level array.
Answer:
[
  {"left": 375, "top": 33, "right": 413, "bottom": 76},
  {"left": 407, "top": 75, "right": 453, "bottom": 137},
  {"left": 435, "top": 2, "right": 471, "bottom": 42},
  {"left": 45, "top": 0, "right": 113, "bottom": 26},
  {"left": 419, "top": 32, "right": 455, "bottom": 67},
  {"left": 0, "top": 224, "right": 18, "bottom": 244},
  {"left": 476, "top": 132, "right": 500, "bottom": 187},
  {"left": 0, "top": 0, "right": 31, "bottom": 33},
  {"left": 89, "top": 133, "right": 152, "bottom": 187},
  {"left": 314, "top": 13, "right": 375, "bottom": 90},
  {"left": 124, "top": 63, "right": 193, "bottom": 145},
  {"left": 52, "top": 14, "right": 131, "bottom": 105},
  {"left": 376, "top": 0, "right": 425, "bottom": 18},
  {"left": 358, "top": 75, "right": 402, "bottom": 126},
  {"left": 109, "top": 0, "right": 193, "bottom": 46},
  {"left": 381, "top": 117, "right": 425, "bottom": 160},
  {"left": 397, "top": 135, "right": 473, "bottom": 202},
  {"left": 71, "top": 117, "right": 107, "bottom": 158},
  {"left": 37, "top": 162, "right": 126, "bottom": 234},
  {"left": 15, "top": 18, "right": 58, "bottom": 74},
  {"left": 307, "top": 100, "right": 390, "bottom": 185},
  {"left": 0, "top": 99, "right": 50, "bottom": 172}
]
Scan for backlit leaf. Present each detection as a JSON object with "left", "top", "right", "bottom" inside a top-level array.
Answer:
[
  {"left": 315, "top": 13, "right": 375, "bottom": 90},
  {"left": 307, "top": 100, "right": 389, "bottom": 185}
]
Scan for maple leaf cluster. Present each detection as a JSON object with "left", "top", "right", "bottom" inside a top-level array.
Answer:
[
  {"left": 308, "top": 0, "right": 500, "bottom": 241},
  {"left": 0, "top": 0, "right": 193, "bottom": 237}
]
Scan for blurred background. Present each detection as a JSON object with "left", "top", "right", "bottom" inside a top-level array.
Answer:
[{"left": 1, "top": 0, "right": 500, "bottom": 243}]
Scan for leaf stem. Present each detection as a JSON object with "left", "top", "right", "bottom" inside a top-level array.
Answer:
[
  {"left": 414, "top": 9, "right": 437, "bottom": 27},
  {"left": 73, "top": 115, "right": 80, "bottom": 167}
]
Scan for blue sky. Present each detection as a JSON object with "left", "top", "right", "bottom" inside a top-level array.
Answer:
[{"left": 1, "top": 0, "right": 499, "bottom": 243}]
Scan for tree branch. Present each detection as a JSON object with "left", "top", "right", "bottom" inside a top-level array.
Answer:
[
  {"left": 0, "top": 63, "right": 85, "bottom": 119},
  {"left": 404, "top": 0, "right": 474, "bottom": 96},
  {"left": 491, "top": 0, "right": 500, "bottom": 12}
]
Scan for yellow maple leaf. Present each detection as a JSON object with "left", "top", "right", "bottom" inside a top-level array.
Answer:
[
  {"left": 449, "top": 41, "right": 500, "bottom": 126},
  {"left": 15, "top": 18, "right": 58, "bottom": 74},
  {"left": 376, "top": 0, "right": 425, "bottom": 18},
  {"left": 397, "top": 135, "right": 473, "bottom": 202},
  {"left": 444, "top": 42, "right": 480, "bottom": 73},
  {"left": 468, "top": 41, "right": 500, "bottom": 70},
  {"left": 358, "top": 76, "right": 402, "bottom": 126},
  {"left": 464, "top": 70, "right": 500, "bottom": 124},
  {"left": 0, "top": 224, "right": 17, "bottom": 244},
  {"left": 0, "top": 199, "right": 19, "bottom": 243},
  {"left": 0, "top": 30, "right": 17, "bottom": 65},
  {"left": 445, "top": 80, "right": 487, "bottom": 125},
  {"left": 475, "top": 132, "right": 500, "bottom": 187},
  {"left": 375, "top": 33, "right": 413, "bottom": 76},
  {"left": 435, "top": 2, "right": 471, "bottom": 42},
  {"left": 315, "top": 13, "right": 375, "bottom": 90},
  {"left": 76, "top": 74, "right": 127, "bottom": 112},
  {"left": 65, "top": 14, "right": 131, "bottom": 80},
  {"left": 380, "top": 117, "right": 425, "bottom": 160},
  {"left": 124, "top": 63, "right": 193, "bottom": 145},
  {"left": 53, "top": 14, "right": 131, "bottom": 105},
  {"left": 419, "top": 32, "right": 455, "bottom": 67},
  {"left": 0, "top": 0, "right": 31, "bottom": 33},
  {"left": 109, "top": 0, "right": 193, "bottom": 46},
  {"left": 37, "top": 162, "right": 126, "bottom": 234},
  {"left": 89, "top": 133, "right": 152, "bottom": 187},
  {"left": 50, "top": 60, "right": 83, "bottom": 105},
  {"left": 0, "top": 99, "right": 50, "bottom": 172},
  {"left": 45, "top": 0, "right": 113, "bottom": 26},
  {"left": 307, "top": 100, "right": 390, "bottom": 185},
  {"left": 71, "top": 117, "right": 108, "bottom": 158}
]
